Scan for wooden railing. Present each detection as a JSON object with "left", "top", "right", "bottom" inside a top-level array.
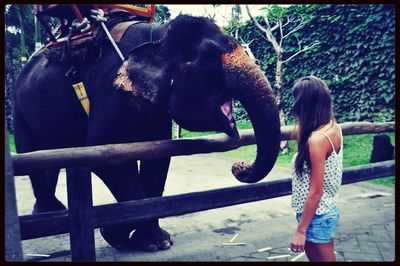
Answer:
[
  {"left": 5, "top": 122, "right": 395, "bottom": 261},
  {"left": 12, "top": 122, "right": 395, "bottom": 175}
]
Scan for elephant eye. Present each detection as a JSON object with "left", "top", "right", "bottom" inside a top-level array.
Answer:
[{"left": 195, "top": 53, "right": 221, "bottom": 70}]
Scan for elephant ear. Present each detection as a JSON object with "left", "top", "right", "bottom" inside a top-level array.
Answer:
[{"left": 113, "top": 42, "right": 171, "bottom": 109}]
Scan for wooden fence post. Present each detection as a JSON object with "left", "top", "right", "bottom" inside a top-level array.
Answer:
[
  {"left": 5, "top": 131, "right": 24, "bottom": 261},
  {"left": 66, "top": 167, "right": 95, "bottom": 261}
]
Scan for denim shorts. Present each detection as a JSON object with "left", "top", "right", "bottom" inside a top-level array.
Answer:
[{"left": 296, "top": 207, "right": 340, "bottom": 244}]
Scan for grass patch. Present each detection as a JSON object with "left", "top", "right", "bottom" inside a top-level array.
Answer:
[
  {"left": 177, "top": 123, "right": 395, "bottom": 187},
  {"left": 7, "top": 133, "right": 16, "bottom": 153},
  {"left": 368, "top": 176, "right": 395, "bottom": 186},
  {"left": 221, "top": 140, "right": 297, "bottom": 167},
  {"left": 173, "top": 120, "right": 254, "bottom": 139},
  {"left": 342, "top": 133, "right": 395, "bottom": 187}
]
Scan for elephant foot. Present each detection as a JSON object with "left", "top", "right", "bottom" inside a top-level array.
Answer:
[
  {"left": 100, "top": 224, "right": 173, "bottom": 252},
  {"left": 32, "top": 198, "right": 66, "bottom": 214},
  {"left": 100, "top": 225, "right": 134, "bottom": 250},
  {"left": 128, "top": 226, "right": 174, "bottom": 252}
]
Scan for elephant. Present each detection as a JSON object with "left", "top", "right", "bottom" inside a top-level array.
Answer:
[{"left": 13, "top": 14, "right": 281, "bottom": 252}]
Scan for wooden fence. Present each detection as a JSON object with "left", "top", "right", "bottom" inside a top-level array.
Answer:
[{"left": 5, "top": 122, "right": 395, "bottom": 261}]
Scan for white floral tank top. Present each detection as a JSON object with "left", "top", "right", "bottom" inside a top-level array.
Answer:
[{"left": 291, "top": 126, "right": 343, "bottom": 215}]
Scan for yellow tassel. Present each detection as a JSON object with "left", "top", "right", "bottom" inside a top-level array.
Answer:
[{"left": 72, "top": 82, "right": 90, "bottom": 116}]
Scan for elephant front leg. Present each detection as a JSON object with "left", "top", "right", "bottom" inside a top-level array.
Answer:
[
  {"left": 93, "top": 162, "right": 145, "bottom": 250},
  {"left": 128, "top": 158, "right": 174, "bottom": 252}
]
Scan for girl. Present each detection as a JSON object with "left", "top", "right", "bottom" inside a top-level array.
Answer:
[{"left": 289, "top": 76, "right": 343, "bottom": 261}]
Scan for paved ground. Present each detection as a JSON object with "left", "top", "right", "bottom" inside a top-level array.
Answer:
[{"left": 14, "top": 154, "right": 395, "bottom": 262}]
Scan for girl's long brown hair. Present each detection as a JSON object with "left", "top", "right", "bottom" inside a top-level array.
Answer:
[{"left": 292, "top": 76, "right": 333, "bottom": 176}]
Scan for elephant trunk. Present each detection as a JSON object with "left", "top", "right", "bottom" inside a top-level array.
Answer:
[{"left": 222, "top": 45, "right": 281, "bottom": 183}]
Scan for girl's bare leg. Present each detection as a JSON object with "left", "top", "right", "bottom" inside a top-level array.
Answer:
[{"left": 305, "top": 239, "right": 336, "bottom": 262}]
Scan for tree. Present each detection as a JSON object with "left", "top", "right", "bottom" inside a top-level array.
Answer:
[
  {"left": 225, "top": 4, "right": 242, "bottom": 38},
  {"left": 5, "top": 4, "right": 37, "bottom": 133},
  {"left": 205, "top": 4, "right": 221, "bottom": 20},
  {"left": 246, "top": 5, "right": 320, "bottom": 153},
  {"left": 154, "top": 5, "right": 171, "bottom": 24},
  {"left": 6, "top": 5, "right": 35, "bottom": 62}
]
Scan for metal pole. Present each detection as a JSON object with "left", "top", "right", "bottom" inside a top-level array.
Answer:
[
  {"left": 34, "top": 13, "right": 42, "bottom": 52},
  {"left": 91, "top": 8, "right": 125, "bottom": 61},
  {"left": 100, "top": 22, "right": 125, "bottom": 61}
]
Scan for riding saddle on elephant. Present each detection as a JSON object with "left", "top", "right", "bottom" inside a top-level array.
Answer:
[{"left": 34, "top": 4, "right": 155, "bottom": 46}]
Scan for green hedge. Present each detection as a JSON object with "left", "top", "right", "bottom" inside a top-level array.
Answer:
[{"left": 234, "top": 4, "right": 395, "bottom": 123}]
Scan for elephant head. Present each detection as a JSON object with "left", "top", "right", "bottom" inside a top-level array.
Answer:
[{"left": 114, "top": 15, "right": 281, "bottom": 183}]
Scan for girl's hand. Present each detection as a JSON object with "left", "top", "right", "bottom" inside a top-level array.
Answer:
[{"left": 290, "top": 230, "right": 306, "bottom": 252}]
